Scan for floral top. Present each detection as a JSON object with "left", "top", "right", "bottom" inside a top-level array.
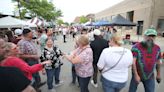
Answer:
[
  {"left": 40, "top": 46, "right": 63, "bottom": 69},
  {"left": 74, "top": 45, "right": 93, "bottom": 78}
]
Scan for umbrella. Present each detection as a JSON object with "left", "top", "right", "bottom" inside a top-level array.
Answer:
[
  {"left": 93, "top": 20, "right": 110, "bottom": 26},
  {"left": 105, "top": 14, "right": 136, "bottom": 26}
]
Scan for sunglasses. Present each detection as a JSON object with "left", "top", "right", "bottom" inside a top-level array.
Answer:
[{"left": 148, "top": 35, "right": 156, "bottom": 37}]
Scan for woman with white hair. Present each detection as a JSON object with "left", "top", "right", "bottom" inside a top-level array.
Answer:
[{"left": 97, "top": 33, "right": 133, "bottom": 92}]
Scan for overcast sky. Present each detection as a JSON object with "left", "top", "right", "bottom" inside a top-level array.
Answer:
[{"left": 0, "top": 0, "right": 124, "bottom": 22}]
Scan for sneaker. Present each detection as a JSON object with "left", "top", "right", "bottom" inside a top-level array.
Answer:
[
  {"left": 49, "top": 88, "right": 56, "bottom": 92},
  {"left": 90, "top": 80, "right": 98, "bottom": 88},
  {"left": 55, "top": 80, "right": 64, "bottom": 87}
]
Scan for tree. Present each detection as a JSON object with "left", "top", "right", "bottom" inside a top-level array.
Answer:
[
  {"left": 64, "top": 22, "right": 69, "bottom": 26},
  {"left": 79, "top": 16, "right": 89, "bottom": 23},
  {"left": 12, "top": 0, "right": 22, "bottom": 19},
  {"left": 12, "top": 0, "right": 62, "bottom": 21},
  {"left": 70, "top": 22, "right": 75, "bottom": 26},
  {"left": 56, "top": 19, "right": 64, "bottom": 26}
]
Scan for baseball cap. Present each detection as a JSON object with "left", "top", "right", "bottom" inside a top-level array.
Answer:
[
  {"left": 14, "top": 29, "right": 22, "bottom": 36},
  {"left": 144, "top": 29, "right": 157, "bottom": 36},
  {"left": 22, "top": 28, "right": 32, "bottom": 35},
  {"left": 93, "top": 29, "right": 101, "bottom": 36}
]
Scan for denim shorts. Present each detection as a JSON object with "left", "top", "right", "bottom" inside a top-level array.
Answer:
[{"left": 101, "top": 76, "right": 126, "bottom": 92}]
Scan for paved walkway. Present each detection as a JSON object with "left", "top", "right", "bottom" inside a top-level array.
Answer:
[{"left": 40, "top": 34, "right": 164, "bottom": 92}]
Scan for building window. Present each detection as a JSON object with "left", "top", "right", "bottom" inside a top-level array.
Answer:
[
  {"left": 137, "top": 21, "right": 144, "bottom": 35},
  {"left": 157, "top": 19, "right": 164, "bottom": 36},
  {"left": 127, "top": 11, "right": 134, "bottom": 22}
]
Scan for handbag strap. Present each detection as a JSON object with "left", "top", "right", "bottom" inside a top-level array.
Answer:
[{"left": 102, "top": 48, "right": 125, "bottom": 73}]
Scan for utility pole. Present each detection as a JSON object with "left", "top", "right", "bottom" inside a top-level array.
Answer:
[
  {"left": 17, "top": 0, "right": 22, "bottom": 19},
  {"left": 49, "top": 0, "right": 55, "bottom": 28},
  {"left": 150, "top": 0, "right": 155, "bottom": 28}
]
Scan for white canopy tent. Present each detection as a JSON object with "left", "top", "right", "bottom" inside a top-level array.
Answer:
[
  {"left": 83, "top": 21, "right": 92, "bottom": 26},
  {"left": 0, "top": 16, "right": 36, "bottom": 28}
]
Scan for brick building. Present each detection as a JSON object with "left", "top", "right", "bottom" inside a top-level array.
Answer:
[{"left": 95, "top": 0, "right": 164, "bottom": 35}]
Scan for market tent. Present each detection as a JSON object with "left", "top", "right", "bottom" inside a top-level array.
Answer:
[
  {"left": 0, "top": 16, "right": 28, "bottom": 28},
  {"left": 27, "top": 17, "right": 43, "bottom": 26},
  {"left": 27, "top": 17, "right": 53, "bottom": 27},
  {"left": 93, "top": 20, "right": 110, "bottom": 26},
  {"left": 106, "top": 14, "right": 136, "bottom": 26},
  {"left": 84, "top": 21, "right": 93, "bottom": 26},
  {"left": 26, "top": 22, "right": 37, "bottom": 28}
]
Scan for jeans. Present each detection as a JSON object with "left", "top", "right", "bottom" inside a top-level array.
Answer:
[
  {"left": 129, "top": 75, "right": 155, "bottom": 92},
  {"left": 63, "top": 35, "right": 66, "bottom": 42},
  {"left": 101, "top": 76, "right": 126, "bottom": 92},
  {"left": 72, "top": 64, "right": 77, "bottom": 83},
  {"left": 78, "top": 76, "right": 91, "bottom": 92},
  {"left": 46, "top": 67, "right": 61, "bottom": 89},
  {"left": 92, "top": 64, "right": 98, "bottom": 84}
]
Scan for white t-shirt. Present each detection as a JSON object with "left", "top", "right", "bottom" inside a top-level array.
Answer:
[
  {"left": 88, "top": 31, "right": 94, "bottom": 41},
  {"left": 62, "top": 28, "right": 67, "bottom": 35},
  {"left": 97, "top": 47, "right": 133, "bottom": 83},
  {"left": 74, "top": 28, "right": 78, "bottom": 33}
]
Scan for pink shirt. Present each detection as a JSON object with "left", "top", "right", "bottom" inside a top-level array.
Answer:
[{"left": 75, "top": 45, "right": 93, "bottom": 77}]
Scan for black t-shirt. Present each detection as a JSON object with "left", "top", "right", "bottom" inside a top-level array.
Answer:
[
  {"left": 0, "top": 67, "right": 31, "bottom": 92},
  {"left": 90, "top": 37, "right": 109, "bottom": 64}
]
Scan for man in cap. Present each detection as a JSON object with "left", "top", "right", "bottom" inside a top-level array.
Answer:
[
  {"left": 18, "top": 28, "right": 45, "bottom": 92},
  {"left": 129, "top": 28, "right": 161, "bottom": 92},
  {"left": 90, "top": 29, "right": 109, "bottom": 87},
  {"left": 13, "top": 29, "right": 23, "bottom": 44}
]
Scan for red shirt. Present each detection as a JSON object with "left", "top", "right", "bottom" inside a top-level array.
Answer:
[{"left": 0, "top": 56, "right": 43, "bottom": 80}]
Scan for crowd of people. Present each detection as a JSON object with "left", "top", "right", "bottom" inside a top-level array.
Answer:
[{"left": 0, "top": 26, "right": 164, "bottom": 92}]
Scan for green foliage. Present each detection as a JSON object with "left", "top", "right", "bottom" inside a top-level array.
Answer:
[
  {"left": 12, "top": 0, "right": 62, "bottom": 21},
  {"left": 64, "top": 22, "right": 69, "bottom": 26},
  {"left": 12, "top": 0, "right": 22, "bottom": 18},
  {"left": 56, "top": 19, "right": 64, "bottom": 26},
  {"left": 70, "top": 22, "right": 75, "bottom": 26},
  {"left": 79, "top": 16, "right": 89, "bottom": 23}
]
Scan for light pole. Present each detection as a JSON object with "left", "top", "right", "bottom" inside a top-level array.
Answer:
[
  {"left": 150, "top": 0, "right": 155, "bottom": 27},
  {"left": 17, "top": 0, "right": 22, "bottom": 19}
]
